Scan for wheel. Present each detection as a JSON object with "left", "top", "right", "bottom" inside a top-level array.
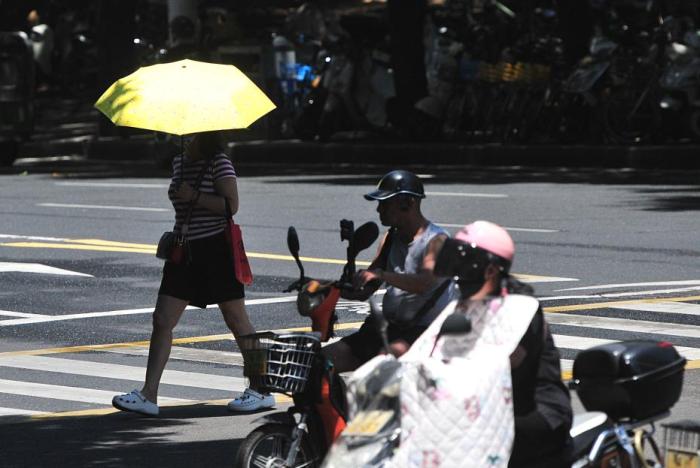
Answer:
[{"left": 234, "top": 423, "right": 318, "bottom": 468}]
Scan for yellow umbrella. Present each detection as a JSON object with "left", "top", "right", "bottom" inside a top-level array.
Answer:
[{"left": 94, "top": 59, "right": 276, "bottom": 135}]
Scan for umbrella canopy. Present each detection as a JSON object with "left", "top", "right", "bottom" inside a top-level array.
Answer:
[{"left": 94, "top": 59, "right": 276, "bottom": 135}]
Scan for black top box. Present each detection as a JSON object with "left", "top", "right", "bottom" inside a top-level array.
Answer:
[{"left": 571, "top": 340, "right": 686, "bottom": 421}]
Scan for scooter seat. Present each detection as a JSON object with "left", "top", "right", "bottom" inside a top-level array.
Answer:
[{"left": 569, "top": 411, "right": 612, "bottom": 461}]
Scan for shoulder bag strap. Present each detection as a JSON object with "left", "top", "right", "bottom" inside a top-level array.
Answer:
[
  {"left": 411, "top": 279, "right": 452, "bottom": 324},
  {"left": 178, "top": 156, "right": 212, "bottom": 237}
]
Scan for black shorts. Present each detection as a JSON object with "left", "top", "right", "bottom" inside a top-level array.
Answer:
[
  {"left": 158, "top": 231, "right": 244, "bottom": 308},
  {"left": 340, "top": 315, "right": 427, "bottom": 365}
]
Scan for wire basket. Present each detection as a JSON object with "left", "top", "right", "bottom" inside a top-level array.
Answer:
[
  {"left": 663, "top": 420, "right": 700, "bottom": 468},
  {"left": 239, "top": 331, "right": 321, "bottom": 394}
]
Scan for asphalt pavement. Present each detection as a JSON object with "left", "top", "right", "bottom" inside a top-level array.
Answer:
[{"left": 1, "top": 163, "right": 699, "bottom": 467}]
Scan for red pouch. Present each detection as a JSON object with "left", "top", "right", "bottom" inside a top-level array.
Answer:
[{"left": 227, "top": 219, "right": 253, "bottom": 285}]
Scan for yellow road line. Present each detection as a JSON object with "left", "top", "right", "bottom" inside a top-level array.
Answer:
[
  {"left": 71, "top": 239, "right": 156, "bottom": 249},
  {"left": 0, "top": 242, "right": 154, "bottom": 254},
  {"left": 2, "top": 396, "right": 293, "bottom": 425},
  {"left": 0, "top": 241, "right": 371, "bottom": 266},
  {"left": 544, "top": 295, "right": 700, "bottom": 313},
  {"left": 0, "top": 324, "right": 366, "bottom": 357},
  {"left": 0, "top": 238, "right": 577, "bottom": 278}
]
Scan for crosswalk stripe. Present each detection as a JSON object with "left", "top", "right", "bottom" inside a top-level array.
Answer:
[
  {"left": 544, "top": 295, "right": 700, "bottom": 313},
  {"left": 612, "top": 302, "right": 700, "bottom": 316},
  {"left": 0, "top": 355, "right": 246, "bottom": 391},
  {"left": 547, "top": 313, "right": 700, "bottom": 339},
  {"left": 553, "top": 335, "right": 700, "bottom": 360},
  {"left": 0, "top": 406, "right": 42, "bottom": 416},
  {"left": 0, "top": 379, "right": 188, "bottom": 405},
  {"left": 104, "top": 345, "right": 245, "bottom": 366}
]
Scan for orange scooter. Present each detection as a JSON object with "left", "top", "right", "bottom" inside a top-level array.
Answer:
[{"left": 234, "top": 220, "right": 379, "bottom": 468}]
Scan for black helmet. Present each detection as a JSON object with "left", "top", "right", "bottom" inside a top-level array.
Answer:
[{"left": 364, "top": 170, "right": 426, "bottom": 201}]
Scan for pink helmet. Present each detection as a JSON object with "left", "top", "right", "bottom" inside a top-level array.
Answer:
[{"left": 455, "top": 221, "right": 514, "bottom": 264}]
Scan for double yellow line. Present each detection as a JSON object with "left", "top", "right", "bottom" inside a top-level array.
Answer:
[{"left": 0, "top": 238, "right": 369, "bottom": 266}]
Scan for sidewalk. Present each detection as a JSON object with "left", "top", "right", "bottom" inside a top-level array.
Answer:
[{"left": 16, "top": 94, "right": 700, "bottom": 170}]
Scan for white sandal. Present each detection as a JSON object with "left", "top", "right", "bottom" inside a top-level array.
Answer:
[
  {"left": 112, "top": 389, "right": 159, "bottom": 416},
  {"left": 228, "top": 388, "right": 275, "bottom": 412}
]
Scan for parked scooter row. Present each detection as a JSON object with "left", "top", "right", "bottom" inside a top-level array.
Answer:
[
  {"left": 234, "top": 219, "right": 686, "bottom": 468},
  {"left": 273, "top": 1, "right": 700, "bottom": 145}
]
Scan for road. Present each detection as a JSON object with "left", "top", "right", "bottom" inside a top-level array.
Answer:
[{"left": 1, "top": 159, "right": 699, "bottom": 467}]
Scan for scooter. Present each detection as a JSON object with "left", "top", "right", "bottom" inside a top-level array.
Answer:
[
  {"left": 323, "top": 300, "right": 685, "bottom": 467},
  {"left": 234, "top": 220, "right": 379, "bottom": 468}
]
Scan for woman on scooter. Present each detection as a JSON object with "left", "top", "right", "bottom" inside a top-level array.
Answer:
[{"left": 433, "top": 221, "right": 573, "bottom": 468}]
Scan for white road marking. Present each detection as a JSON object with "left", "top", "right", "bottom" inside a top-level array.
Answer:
[
  {"left": 0, "top": 355, "right": 246, "bottom": 391},
  {"left": 438, "top": 223, "right": 559, "bottom": 233},
  {"left": 426, "top": 191, "right": 508, "bottom": 198},
  {"left": 0, "top": 262, "right": 93, "bottom": 277},
  {"left": 515, "top": 274, "right": 578, "bottom": 283},
  {"left": 105, "top": 345, "right": 244, "bottom": 366},
  {"left": 0, "top": 296, "right": 298, "bottom": 326},
  {"left": 552, "top": 335, "right": 700, "bottom": 359},
  {"left": 612, "top": 302, "right": 700, "bottom": 317},
  {"left": 0, "top": 379, "right": 186, "bottom": 405},
  {"left": 556, "top": 280, "right": 700, "bottom": 292},
  {"left": 547, "top": 313, "right": 700, "bottom": 339},
  {"left": 0, "top": 310, "right": 49, "bottom": 318},
  {"left": 0, "top": 406, "right": 42, "bottom": 416},
  {"left": 38, "top": 203, "right": 169, "bottom": 212},
  {"left": 541, "top": 286, "right": 700, "bottom": 301},
  {"left": 0, "top": 234, "right": 68, "bottom": 242},
  {"left": 55, "top": 182, "right": 168, "bottom": 189}
]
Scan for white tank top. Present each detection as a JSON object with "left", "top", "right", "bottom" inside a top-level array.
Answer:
[{"left": 382, "top": 222, "right": 454, "bottom": 325}]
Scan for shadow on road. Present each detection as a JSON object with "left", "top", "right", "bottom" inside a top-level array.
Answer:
[{"left": 0, "top": 403, "right": 247, "bottom": 468}]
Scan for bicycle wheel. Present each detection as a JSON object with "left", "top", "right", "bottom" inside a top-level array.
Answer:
[{"left": 234, "top": 423, "right": 318, "bottom": 468}]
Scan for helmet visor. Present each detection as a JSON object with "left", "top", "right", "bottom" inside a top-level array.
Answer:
[{"left": 434, "top": 238, "right": 510, "bottom": 283}]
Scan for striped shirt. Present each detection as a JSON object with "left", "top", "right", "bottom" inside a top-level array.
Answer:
[{"left": 168, "top": 153, "right": 236, "bottom": 240}]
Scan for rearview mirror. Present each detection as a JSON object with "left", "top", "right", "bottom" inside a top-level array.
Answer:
[
  {"left": 287, "top": 226, "right": 300, "bottom": 257},
  {"left": 352, "top": 221, "right": 379, "bottom": 254}
]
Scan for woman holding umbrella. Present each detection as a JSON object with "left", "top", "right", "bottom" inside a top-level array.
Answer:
[
  {"left": 96, "top": 60, "right": 278, "bottom": 416},
  {"left": 111, "top": 131, "right": 274, "bottom": 416}
]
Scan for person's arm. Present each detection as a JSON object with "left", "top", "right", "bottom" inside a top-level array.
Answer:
[
  {"left": 174, "top": 177, "right": 237, "bottom": 216},
  {"left": 341, "top": 231, "right": 390, "bottom": 300},
  {"left": 358, "top": 233, "right": 447, "bottom": 294}
]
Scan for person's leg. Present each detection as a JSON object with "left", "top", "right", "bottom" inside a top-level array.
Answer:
[
  {"left": 220, "top": 299, "right": 275, "bottom": 412},
  {"left": 323, "top": 317, "right": 383, "bottom": 373},
  {"left": 218, "top": 298, "right": 254, "bottom": 339},
  {"left": 321, "top": 340, "right": 363, "bottom": 373},
  {"left": 140, "top": 294, "right": 189, "bottom": 403}
]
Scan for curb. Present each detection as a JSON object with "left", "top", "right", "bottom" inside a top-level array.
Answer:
[
  {"left": 19, "top": 136, "right": 700, "bottom": 169},
  {"left": 230, "top": 140, "right": 700, "bottom": 169}
]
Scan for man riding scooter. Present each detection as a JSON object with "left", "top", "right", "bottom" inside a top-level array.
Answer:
[
  {"left": 323, "top": 220, "right": 573, "bottom": 467},
  {"left": 321, "top": 170, "right": 453, "bottom": 371},
  {"left": 432, "top": 221, "right": 573, "bottom": 467}
]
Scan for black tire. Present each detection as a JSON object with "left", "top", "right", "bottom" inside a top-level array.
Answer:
[{"left": 234, "top": 423, "right": 318, "bottom": 468}]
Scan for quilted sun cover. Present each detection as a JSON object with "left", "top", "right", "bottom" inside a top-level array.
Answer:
[{"left": 388, "top": 294, "right": 539, "bottom": 468}]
